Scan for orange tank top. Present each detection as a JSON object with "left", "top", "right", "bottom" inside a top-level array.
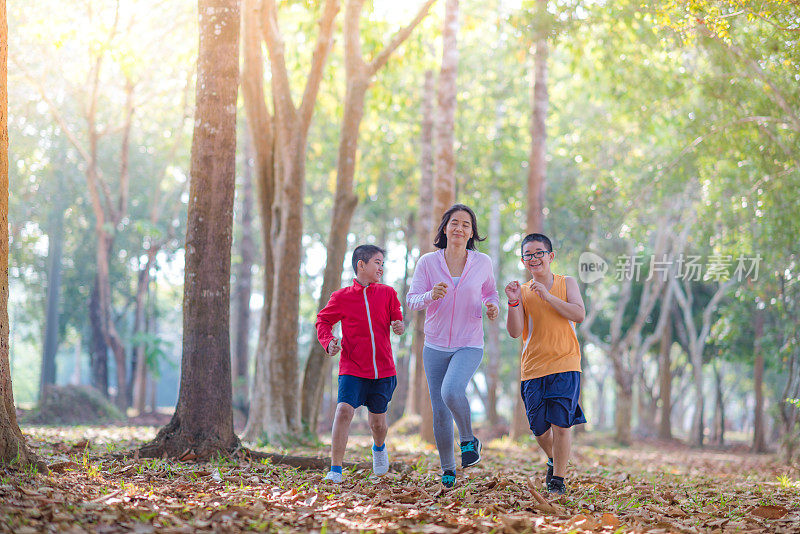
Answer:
[{"left": 520, "top": 274, "right": 582, "bottom": 380}]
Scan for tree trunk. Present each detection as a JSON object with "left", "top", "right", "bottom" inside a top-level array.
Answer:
[
  {"left": 410, "top": 70, "right": 437, "bottom": 443},
  {"left": 690, "top": 351, "right": 704, "bottom": 448},
  {"left": 232, "top": 125, "right": 255, "bottom": 412},
  {"left": 614, "top": 365, "right": 633, "bottom": 446},
  {"left": 711, "top": 360, "right": 725, "bottom": 446},
  {"left": 40, "top": 197, "right": 65, "bottom": 397},
  {"left": 88, "top": 277, "right": 108, "bottom": 396},
  {"left": 132, "top": 251, "right": 156, "bottom": 414},
  {"left": 752, "top": 308, "right": 767, "bottom": 453},
  {"left": 244, "top": 0, "right": 340, "bottom": 442},
  {"left": 0, "top": 3, "right": 44, "bottom": 468},
  {"left": 434, "top": 0, "right": 459, "bottom": 211},
  {"left": 512, "top": 8, "right": 550, "bottom": 439},
  {"left": 485, "top": 194, "right": 501, "bottom": 427},
  {"left": 140, "top": 0, "right": 241, "bottom": 459},
  {"left": 239, "top": 0, "right": 276, "bottom": 436},
  {"left": 658, "top": 315, "right": 673, "bottom": 440},
  {"left": 526, "top": 0, "right": 548, "bottom": 234},
  {"left": 388, "top": 216, "right": 415, "bottom": 426}
]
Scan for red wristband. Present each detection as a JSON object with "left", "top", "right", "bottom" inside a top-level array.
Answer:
[{"left": 508, "top": 299, "right": 520, "bottom": 307}]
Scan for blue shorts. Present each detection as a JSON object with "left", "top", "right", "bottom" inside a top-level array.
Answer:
[
  {"left": 337, "top": 375, "right": 397, "bottom": 414},
  {"left": 521, "top": 371, "right": 586, "bottom": 436}
]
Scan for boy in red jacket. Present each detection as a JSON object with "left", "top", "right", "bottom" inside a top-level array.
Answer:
[{"left": 316, "top": 244, "right": 405, "bottom": 483}]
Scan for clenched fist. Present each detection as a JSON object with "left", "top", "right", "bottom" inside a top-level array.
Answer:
[
  {"left": 431, "top": 282, "right": 448, "bottom": 301},
  {"left": 391, "top": 320, "right": 405, "bottom": 335},
  {"left": 505, "top": 280, "right": 522, "bottom": 301},
  {"left": 327, "top": 337, "right": 342, "bottom": 356},
  {"left": 486, "top": 303, "right": 499, "bottom": 320}
]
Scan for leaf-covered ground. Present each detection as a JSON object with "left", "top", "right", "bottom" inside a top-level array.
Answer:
[{"left": 2, "top": 425, "right": 798, "bottom": 533}]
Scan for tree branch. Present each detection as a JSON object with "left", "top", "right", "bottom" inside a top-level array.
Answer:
[{"left": 366, "top": 0, "right": 437, "bottom": 77}]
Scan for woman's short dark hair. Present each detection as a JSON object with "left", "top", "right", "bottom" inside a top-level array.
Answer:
[{"left": 433, "top": 204, "right": 485, "bottom": 250}]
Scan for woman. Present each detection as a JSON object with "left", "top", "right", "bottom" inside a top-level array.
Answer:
[{"left": 407, "top": 204, "right": 499, "bottom": 488}]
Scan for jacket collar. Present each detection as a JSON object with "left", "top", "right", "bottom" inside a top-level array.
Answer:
[{"left": 351, "top": 278, "right": 372, "bottom": 290}]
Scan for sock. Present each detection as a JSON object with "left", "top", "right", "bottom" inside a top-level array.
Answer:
[
  {"left": 330, "top": 465, "right": 343, "bottom": 474},
  {"left": 552, "top": 475, "right": 564, "bottom": 484},
  {"left": 547, "top": 457, "right": 553, "bottom": 467},
  {"left": 372, "top": 443, "right": 385, "bottom": 452}
]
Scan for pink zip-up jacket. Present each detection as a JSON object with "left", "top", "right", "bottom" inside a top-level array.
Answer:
[{"left": 407, "top": 249, "right": 500, "bottom": 348}]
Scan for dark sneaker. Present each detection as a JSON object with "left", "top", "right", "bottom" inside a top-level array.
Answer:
[
  {"left": 460, "top": 438, "right": 482, "bottom": 468},
  {"left": 441, "top": 469, "right": 456, "bottom": 488},
  {"left": 546, "top": 458, "right": 554, "bottom": 486},
  {"left": 546, "top": 477, "right": 567, "bottom": 495}
]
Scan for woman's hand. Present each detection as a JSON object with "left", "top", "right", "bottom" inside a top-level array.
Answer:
[
  {"left": 486, "top": 303, "right": 499, "bottom": 320},
  {"left": 505, "top": 280, "right": 522, "bottom": 301},
  {"left": 431, "top": 282, "right": 448, "bottom": 301}
]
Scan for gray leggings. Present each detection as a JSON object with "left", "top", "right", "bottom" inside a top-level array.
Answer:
[{"left": 423, "top": 345, "right": 483, "bottom": 471}]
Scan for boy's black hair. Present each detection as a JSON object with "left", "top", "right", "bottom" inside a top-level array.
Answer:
[
  {"left": 352, "top": 244, "right": 386, "bottom": 273},
  {"left": 520, "top": 233, "right": 553, "bottom": 255},
  {"left": 433, "top": 203, "right": 486, "bottom": 251}
]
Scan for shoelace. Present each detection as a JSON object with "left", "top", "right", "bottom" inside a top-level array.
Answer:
[{"left": 460, "top": 441, "right": 475, "bottom": 453}]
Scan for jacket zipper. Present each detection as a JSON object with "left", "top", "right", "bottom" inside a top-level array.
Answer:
[
  {"left": 362, "top": 286, "right": 378, "bottom": 379},
  {"left": 446, "top": 257, "right": 473, "bottom": 347}
]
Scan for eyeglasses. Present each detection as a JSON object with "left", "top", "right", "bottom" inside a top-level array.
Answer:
[{"left": 521, "top": 250, "right": 550, "bottom": 261}]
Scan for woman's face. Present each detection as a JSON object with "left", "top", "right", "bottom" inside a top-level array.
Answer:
[{"left": 445, "top": 210, "right": 473, "bottom": 247}]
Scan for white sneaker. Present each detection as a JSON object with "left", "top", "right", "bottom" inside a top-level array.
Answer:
[
  {"left": 324, "top": 470, "right": 343, "bottom": 483},
  {"left": 372, "top": 446, "right": 389, "bottom": 476}
]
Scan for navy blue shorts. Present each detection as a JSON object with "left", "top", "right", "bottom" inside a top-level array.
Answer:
[
  {"left": 521, "top": 371, "right": 586, "bottom": 436},
  {"left": 337, "top": 375, "right": 397, "bottom": 414}
]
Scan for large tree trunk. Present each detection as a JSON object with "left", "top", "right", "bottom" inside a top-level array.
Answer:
[
  {"left": 0, "top": 3, "right": 44, "bottom": 468},
  {"left": 434, "top": 0, "right": 459, "bottom": 210},
  {"left": 658, "top": 314, "right": 673, "bottom": 440},
  {"left": 232, "top": 126, "right": 255, "bottom": 413},
  {"left": 140, "top": 0, "right": 241, "bottom": 459},
  {"left": 752, "top": 308, "right": 767, "bottom": 453},
  {"left": 244, "top": 0, "right": 340, "bottom": 442},
  {"left": 300, "top": 0, "right": 434, "bottom": 433},
  {"left": 88, "top": 277, "right": 109, "bottom": 396},
  {"left": 485, "top": 193, "right": 501, "bottom": 427},
  {"left": 40, "top": 198, "right": 65, "bottom": 397}
]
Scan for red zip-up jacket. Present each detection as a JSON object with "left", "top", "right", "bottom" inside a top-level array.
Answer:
[{"left": 315, "top": 279, "right": 403, "bottom": 379}]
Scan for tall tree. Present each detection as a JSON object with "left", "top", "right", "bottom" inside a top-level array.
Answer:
[
  {"left": 39, "top": 175, "right": 64, "bottom": 397},
  {"left": 412, "top": 69, "right": 436, "bottom": 443},
  {"left": 232, "top": 125, "right": 256, "bottom": 410},
  {"left": 434, "top": 0, "right": 458, "bottom": 210},
  {"left": 140, "top": 0, "right": 241, "bottom": 458},
  {"left": 671, "top": 277, "right": 735, "bottom": 447},
  {"left": 657, "top": 309, "right": 673, "bottom": 439},
  {"left": 511, "top": 0, "right": 551, "bottom": 440},
  {"left": 243, "top": 0, "right": 340, "bottom": 442},
  {"left": 300, "top": 0, "right": 436, "bottom": 434},
  {"left": 0, "top": 0, "right": 43, "bottom": 469}
]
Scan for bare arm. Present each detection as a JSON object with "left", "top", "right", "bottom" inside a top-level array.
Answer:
[{"left": 504, "top": 281, "right": 524, "bottom": 338}]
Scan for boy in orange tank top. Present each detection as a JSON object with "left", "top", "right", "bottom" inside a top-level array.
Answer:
[{"left": 505, "top": 233, "right": 586, "bottom": 495}]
